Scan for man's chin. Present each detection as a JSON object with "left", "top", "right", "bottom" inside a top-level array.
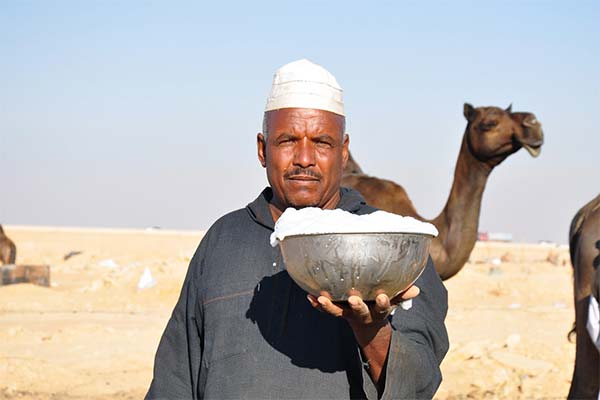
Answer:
[
  {"left": 287, "top": 200, "right": 320, "bottom": 209},
  {"left": 285, "top": 195, "right": 321, "bottom": 209},
  {"left": 281, "top": 188, "right": 341, "bottom": 210}
]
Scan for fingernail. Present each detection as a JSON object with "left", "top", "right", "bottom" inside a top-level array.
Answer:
[
  {"left": 318, "top": 297, "right": 328, "bottom": 306},
  {"left": 348, "top": 296, "right": 362, "bottom": 306}
]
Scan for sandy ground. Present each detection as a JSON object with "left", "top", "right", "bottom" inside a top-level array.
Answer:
[{"left": 0, "top": 226, "right": 575, "bottom": 399}]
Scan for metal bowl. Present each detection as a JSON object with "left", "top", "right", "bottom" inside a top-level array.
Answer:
[{"left": 279, "top": 232, "right": 432, "bottom": 301}]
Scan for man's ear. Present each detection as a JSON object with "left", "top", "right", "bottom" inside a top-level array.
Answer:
[
  {"left": 341, "top": 133, "right": 349, "bottom": 168},
  {"left": 257, "top": 133, "right": 267, "bottom": 168}
]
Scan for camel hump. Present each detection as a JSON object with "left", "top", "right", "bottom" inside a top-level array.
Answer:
[
  {"left": 569, "top": 193, "right": 600, "bottom": 265},
  {"left": 341, "top": 174, "right": 420, "bottom": 218}
]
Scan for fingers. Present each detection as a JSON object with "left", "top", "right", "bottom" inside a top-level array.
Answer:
[
  {"left": 374, "top": 293, "right": 392, "bottom": 314},
  {"left": 309, "top": 295, "right": 344, "bottom": 318},
  {"left": 307, "top": 294, "right": 319, "bottom": 308},
  {"left": 343, "top": 296, "right": 371, "bottom": 320},
  {"left": 306, "top": 289, "right": 415, "bottom": 324},
  {"left": 390, "top": 285, "right": 420, "bottom": 306},
  {"left": 402, "top": 285, "right": 420, "bottom": 300},
  {"left": 307, "top": 294, "right": 373, "bottom": 320}
]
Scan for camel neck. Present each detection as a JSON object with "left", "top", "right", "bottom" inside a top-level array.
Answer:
[{"left": 433, "top": 135, "right": 492, "bottom": 275}]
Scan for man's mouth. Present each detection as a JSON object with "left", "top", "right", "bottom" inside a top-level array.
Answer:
[{"left": 287, "top": 175, "right": 319, "bottom": 181}]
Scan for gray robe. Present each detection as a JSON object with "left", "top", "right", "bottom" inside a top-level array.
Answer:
[{"left": 146, "top": 187, "right": 449, "bottom": 399}]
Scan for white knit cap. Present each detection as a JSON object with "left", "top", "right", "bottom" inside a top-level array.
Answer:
[{"left": 265, "top": 59, "right": 344, "bottom": 116}]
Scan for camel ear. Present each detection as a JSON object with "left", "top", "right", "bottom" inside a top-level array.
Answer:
[
  {"left": 505, "top": 103, "right": 513, "bottom": 113},
  {"left": 463, "top": 103, "right": 476, "bottom": 121}
]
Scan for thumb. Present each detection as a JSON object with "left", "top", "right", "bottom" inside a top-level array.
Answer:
[{"left": 391, "top": 285, "right": 420, "bottom": 305}]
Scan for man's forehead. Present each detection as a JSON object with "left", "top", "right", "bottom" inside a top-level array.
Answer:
[
  {"left": 265, "top": 108, "right": 345, "bottom": 132},
  {"left": 266, "top": 107, "right": 344, "bottom": 120}
]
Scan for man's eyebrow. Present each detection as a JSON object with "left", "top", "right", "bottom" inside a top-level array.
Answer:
[
  {"left": 313, "top": 133, "right": 336, "bottom": 141},
  {"left": 275, "top": 132, "right": 296, "bottom": 140}
]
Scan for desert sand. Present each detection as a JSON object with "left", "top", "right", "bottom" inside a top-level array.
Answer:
[{"left": 0, "top": 226, "right": 575, "bottom": 399}]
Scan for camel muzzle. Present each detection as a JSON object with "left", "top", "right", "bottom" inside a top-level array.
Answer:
[
  {"left": 521, "top": 141, "right": 543, "bottom": 157},
  {"left": 520, "top": 117, "right": 544, "bottom": 158}
]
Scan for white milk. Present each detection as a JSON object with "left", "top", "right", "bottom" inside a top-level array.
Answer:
[{"left": 270, "top": 207, "right": 438, "bottom": 247}]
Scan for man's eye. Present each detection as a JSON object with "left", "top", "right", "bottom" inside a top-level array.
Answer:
[{"left": 316, "top": 141, "right": 333, "bottom": 148}]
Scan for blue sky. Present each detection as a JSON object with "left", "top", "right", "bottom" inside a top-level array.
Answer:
[{"left": 1, "top": 1, "right": 598, "bottom": 243}]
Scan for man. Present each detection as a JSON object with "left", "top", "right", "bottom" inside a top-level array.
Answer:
[{"left": 146, "top": 59, "right": 449, "bottom": 399}]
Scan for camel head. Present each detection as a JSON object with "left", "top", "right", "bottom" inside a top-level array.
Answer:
[{"left": 463, "top": 103, "right": 544, "bottom": 168}]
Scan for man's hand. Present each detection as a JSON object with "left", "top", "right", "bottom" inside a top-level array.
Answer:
[
  {"left": 306, "top": 286, "right": 420, "bottom": 387},
  {"left": 306, "top": 286, "right": 420, "bottom": 328}
]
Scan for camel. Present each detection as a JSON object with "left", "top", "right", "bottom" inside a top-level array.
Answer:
[
  {"left": 0, "top": 224, "right": 17, "bottom": 265},
  {"left": 568, "top": 194, "right": 600, "bottom": 399},
  {"left": 342, "top": 103, "right": 544, "bottom": 280}
]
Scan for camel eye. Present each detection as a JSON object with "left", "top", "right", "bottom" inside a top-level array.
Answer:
[{"left": 478, "top": 121, "right": 498, "bottom": 132}]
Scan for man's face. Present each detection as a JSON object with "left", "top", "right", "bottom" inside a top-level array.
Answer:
[{"left": 257, "top": 108, "right": 349, "bottom": 214}]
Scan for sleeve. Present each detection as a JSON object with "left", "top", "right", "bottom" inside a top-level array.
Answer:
[
  {"left": 145, "top": 241, "right": 206, "bottom": 400},
  {"left": 379, "top": 256, "right": 450, "bottom": 400}
]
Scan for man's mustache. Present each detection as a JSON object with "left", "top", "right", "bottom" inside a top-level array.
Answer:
[{"left": 284, "top": 168, "right": 322, "bottom": 180}]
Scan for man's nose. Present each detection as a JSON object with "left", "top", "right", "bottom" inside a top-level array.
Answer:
[{"left": 294, "top": 138, "right": 316, "bottom": 167}]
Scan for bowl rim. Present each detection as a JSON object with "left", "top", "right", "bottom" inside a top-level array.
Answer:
[{"left": 280, "top": 231, "right": 436, "bottom": 240}]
